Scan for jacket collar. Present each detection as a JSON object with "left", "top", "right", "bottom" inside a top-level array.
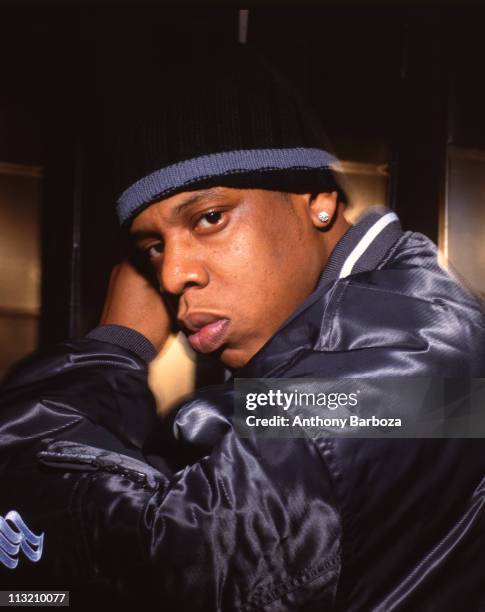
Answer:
[
  {"left": 317, "top": 206, "right": 402, "bottom": 287},
  {"left": 233, "top": 206, "right": 403, "bottom": 379}
]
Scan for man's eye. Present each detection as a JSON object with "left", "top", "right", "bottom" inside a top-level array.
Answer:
[
  {"left": 196, "top": 210, "right": 223, "bottom": 229},
  {"left": 145, "top": 242, "right": 164, "bottom": 259}
]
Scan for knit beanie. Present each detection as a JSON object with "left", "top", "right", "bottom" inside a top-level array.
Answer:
[{"left": 114, "top": 44, "right": 341, "bottom": 226}]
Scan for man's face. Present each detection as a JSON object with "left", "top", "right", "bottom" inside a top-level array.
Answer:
[{"left": 130, "top": 187, "right": 327, "bottom": 368}]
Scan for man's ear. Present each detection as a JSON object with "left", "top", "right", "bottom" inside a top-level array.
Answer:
[{"left": 309, "top": 192, "right": 339, "bottom": 229}]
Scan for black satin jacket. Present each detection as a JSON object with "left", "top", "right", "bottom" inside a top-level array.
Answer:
[{"left": 0, "top": 209, "right": 484, "bottom": 611}]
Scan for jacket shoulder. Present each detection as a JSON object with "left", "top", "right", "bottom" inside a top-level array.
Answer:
[{"left": 318, "top": 232, "right": 485, "bottom": 373}]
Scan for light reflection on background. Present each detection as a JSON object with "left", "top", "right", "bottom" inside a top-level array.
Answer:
[{"left": 0, "top": 165, "right": 42, "bottom": 380}]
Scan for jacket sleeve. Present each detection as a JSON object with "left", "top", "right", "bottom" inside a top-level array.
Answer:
[{"left": 0, "top": 328, "right": 341, "bottom": 611}]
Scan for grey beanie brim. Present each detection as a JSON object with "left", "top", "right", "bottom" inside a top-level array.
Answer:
[{"left": 116, "top": 147, "right": 338, "bottom": 225}]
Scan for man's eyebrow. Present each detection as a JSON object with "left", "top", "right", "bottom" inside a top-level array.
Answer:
[
  {"left": 172, "top": 188, "right": 228, "bottom": 216},
  {"left": 129, "top": 229, "right": 162, "bottom": 242}
]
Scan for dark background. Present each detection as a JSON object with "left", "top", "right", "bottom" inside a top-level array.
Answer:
[{"left": 1, "top": 2, "right": 484, "bottom": 355}]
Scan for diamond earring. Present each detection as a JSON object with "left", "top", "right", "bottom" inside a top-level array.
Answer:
[{"left": 318, "top": 211, "right": 330, "bottom": 223}]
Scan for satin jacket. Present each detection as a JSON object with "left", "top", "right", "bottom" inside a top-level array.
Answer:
[{"left": 0, "top": 208, "right": 484, "bottom": 611}]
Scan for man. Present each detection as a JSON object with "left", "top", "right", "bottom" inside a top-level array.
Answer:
[{"left": 0, "top": 45, "right": 484, "bottom": 610}]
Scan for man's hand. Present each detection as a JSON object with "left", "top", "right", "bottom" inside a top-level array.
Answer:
[{"left": 100, "top": 260, "right": 174, "bottom": 353}]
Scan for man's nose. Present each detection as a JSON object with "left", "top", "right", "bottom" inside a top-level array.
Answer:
[{"left": 159, "top": 238, "right": 209, "bottom": 296}]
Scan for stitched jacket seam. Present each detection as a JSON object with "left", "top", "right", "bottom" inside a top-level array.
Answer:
[
  {"left": 242, "top": 553, "right": 340, "bottom": 610},
  {"left": 343, "top": 281, "right": 446, "bottom": 307}
]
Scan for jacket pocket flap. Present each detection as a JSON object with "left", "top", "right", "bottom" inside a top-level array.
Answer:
[{"left": 37, "top": 439, "right": 165, "bottom": 490}]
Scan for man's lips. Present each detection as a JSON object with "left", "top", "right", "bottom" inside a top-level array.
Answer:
[{"left": 180, "top": 314, "right": 231, "bottom": 354}]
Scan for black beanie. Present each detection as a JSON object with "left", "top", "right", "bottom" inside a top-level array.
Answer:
[{"left": 114, "top": 44, "right": 340, "bottom": 226}]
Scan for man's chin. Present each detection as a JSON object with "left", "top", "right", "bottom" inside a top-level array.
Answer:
[{"left": 217, "top": 343, "right": 256, "bottom": 370}]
